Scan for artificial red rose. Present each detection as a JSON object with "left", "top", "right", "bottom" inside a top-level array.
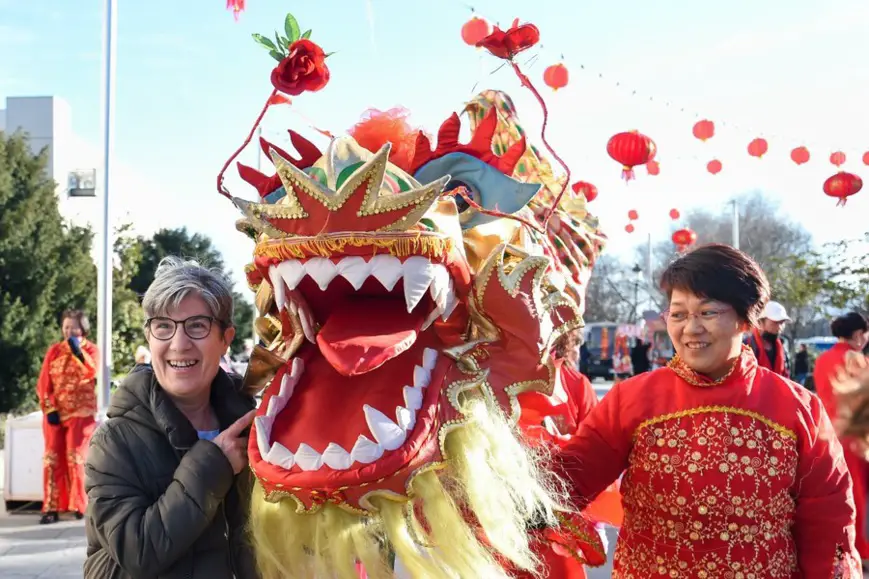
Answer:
[
  {"left": 270, "top": 38, "right": 330, "bottom": 96},
  {"left": 475, "top": 18, "right": 540, "bottom": 60}
]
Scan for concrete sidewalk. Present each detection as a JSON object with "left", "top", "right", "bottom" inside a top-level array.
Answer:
[
  {"left": 0, "top": 511, "right": 86, "bottom": 578},
  {"left": 0, "top": 448, "right": 86, "bottom": 578}
]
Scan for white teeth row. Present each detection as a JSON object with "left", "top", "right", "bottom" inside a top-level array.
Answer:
[
  {"left": 169, "top": 361, "right": 196, "bottom": 367},
  {"left": 268, "top": 256, "right": 458, "bottom": 321},
  {"left": 256, "top": 347, "right": 439, "bottom": 472}
]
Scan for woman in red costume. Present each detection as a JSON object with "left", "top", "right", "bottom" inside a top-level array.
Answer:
[
  {"left": 36, "top": 309, "right": 99, "bottom": 524},
  {"left": 814, "top": 311, "right": 869, "bottom": 563},
  {"left": 557, "top": 244, "right": 862, "bottom": 578},
  {"left": 516, "top": 329, "right": 621, "bottom": 578}
]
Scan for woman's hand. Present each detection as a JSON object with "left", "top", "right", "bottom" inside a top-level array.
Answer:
[{"left": 212, "top": 410, "right": 256, "bottom": 474}]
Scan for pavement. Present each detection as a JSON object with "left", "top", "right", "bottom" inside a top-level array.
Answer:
[{"left": 0, "top": 441, "right": 87, "bottom": 578}]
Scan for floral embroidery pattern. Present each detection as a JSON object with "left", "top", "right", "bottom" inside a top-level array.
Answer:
[{"left": 614, "top": 408, "right": 800, "bottom": 578}]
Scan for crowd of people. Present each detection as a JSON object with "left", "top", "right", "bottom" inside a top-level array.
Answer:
[{"left": 30, "top": 245, "right": 869, "bottom": 578}]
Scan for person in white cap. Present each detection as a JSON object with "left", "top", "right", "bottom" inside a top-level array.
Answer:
[{"left": 746, "top": 300, "right": 791, "bottom": 377}]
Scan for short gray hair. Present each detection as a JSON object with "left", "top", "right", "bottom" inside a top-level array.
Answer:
[{"left": 142, "top": 256, "right": 234, "bottom": 326}]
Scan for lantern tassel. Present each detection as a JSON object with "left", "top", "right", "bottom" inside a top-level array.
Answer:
[
  {"left": 837, "top": 198, "right": 847, "bottom": 207},
  {"left": 508, "top": 60, "right": 571, "bottom": 229},
  {"left": 621, "top": 167, "right": 635, "bottom": 182}
]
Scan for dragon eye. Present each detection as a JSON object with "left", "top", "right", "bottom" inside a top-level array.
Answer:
[{"left": 444, "top": 180, "right": 474, "bottom": 213}]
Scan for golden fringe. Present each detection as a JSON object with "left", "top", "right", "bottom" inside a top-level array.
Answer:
[
  {"left": 254, "top": 233, "right": 453, "bottom": 260},
  {"left": 248, "top": 396, "right": 568, "bottom": 579}
]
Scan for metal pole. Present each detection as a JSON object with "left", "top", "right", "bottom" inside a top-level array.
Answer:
[
  {"left": 97, "top": 0, "right": 117, "bottom": 410},
  {"left": 731, "top": 199, "right": 740, "bottom": 250},
  {"left": 646, "top": 232, "right": 653, "bottom": 283}
]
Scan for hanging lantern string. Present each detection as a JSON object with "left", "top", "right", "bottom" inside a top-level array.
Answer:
[{"left": 453, "top": 1, "right": 869, "bottom": 159}]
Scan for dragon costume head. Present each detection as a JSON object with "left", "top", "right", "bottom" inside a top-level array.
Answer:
[{"left": 218, "top": 12, "right": 606, "bottom": 579}]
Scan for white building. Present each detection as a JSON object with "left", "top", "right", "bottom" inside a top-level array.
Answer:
[{"left": 0, "top": 95, "right": 100, "bottom": 229}]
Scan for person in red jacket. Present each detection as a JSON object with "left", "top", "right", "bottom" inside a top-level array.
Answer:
[
  {"left": 557, "top": 244, "right": 862, "bottom": 578},
  {"left": 746, "top": 300, "right": 791, "bottom": 377},
  {"left": 36, "top": 309, "right": 100, "bottom": 524},
  {"left": 813, "top": 311, "right": 869, "bottom": 562}
]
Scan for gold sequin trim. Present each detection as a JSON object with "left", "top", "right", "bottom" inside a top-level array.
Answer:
[{"left": 635, "top": 406, "right": 797, "bottom": 440}]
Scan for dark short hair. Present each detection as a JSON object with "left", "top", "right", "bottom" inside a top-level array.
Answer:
[
  {"left": 659, "top": 244, "right": 770, "bottom": 326},
  {"left": 62, "top": 309, "right": 91, "bottom": 337},
  {"left": 831, "top": 312, "right": 869, "bottom": 339},
  {"left": 553, "top": 328, "right": 581, "bottom": 366}
]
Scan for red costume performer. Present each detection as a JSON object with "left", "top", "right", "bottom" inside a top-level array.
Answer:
[
  {"left": 558, "top": 346, "right": 862, "bottom": 578},
  {"left": 749, "top": 327, "right": 789, "bottom": 377},
  {"left": 36, "top": 337, "right": 99, "bottom": 518},
  {"left": 815, "top": 340, "right": 869, "bottom": 559}
]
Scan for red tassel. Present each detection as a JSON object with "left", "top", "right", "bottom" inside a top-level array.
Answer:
[
  {"left": 837, "top": 197, "right": 847, "bottom": 207},
  {"left": 622, "top": 167, "right": 635, "bottom": 182}
]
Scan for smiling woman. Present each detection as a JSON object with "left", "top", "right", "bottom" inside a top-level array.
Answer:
[
  {"left": 83, "top": 257, "right": 259, "bottom": 579},
  {"left": 557, "top": 244, "right": 865, "bottom": 578}
]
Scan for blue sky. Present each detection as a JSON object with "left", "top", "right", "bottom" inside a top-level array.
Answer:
[{"left": 2, "top": 0, "right": 869, "bottom": 291}]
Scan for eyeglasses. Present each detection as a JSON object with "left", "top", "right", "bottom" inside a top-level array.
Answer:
[
  {"left": 663, "top": 308, "right": 732, "bottom": 325},
  {"left": 146, "top": 316, "right": 220, "bottom": 341}
]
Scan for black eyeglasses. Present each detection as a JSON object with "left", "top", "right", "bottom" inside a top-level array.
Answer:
[{"left": 146, "top": 316, "right": 220, "bottom": 341}]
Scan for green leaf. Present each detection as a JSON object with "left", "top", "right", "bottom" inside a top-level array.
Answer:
[
  {"left": 274, "top": 31, "right": 286, "bottom": 52},
  {"left": 301, "top": 29, "right": 312, "bottom": 40},
  {"left": 252, "top": 33, "right": 277, "bottom": 51},
  {"left": 325, "top": 51, "right": 335, "bottom": 57},
  {"left": 268, "top": 49, "right": 284, "bottom": 62},
  {"left": 284, "top": 13, "right": 301, "bottom": 43}
]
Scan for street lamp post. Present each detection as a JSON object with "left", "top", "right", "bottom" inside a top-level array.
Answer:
[
  {"left": 97, "top": 0, "right": 117, "bottom": 410},
  {"left": 631, "top": 263, "right": 643, "bottom": 323}
]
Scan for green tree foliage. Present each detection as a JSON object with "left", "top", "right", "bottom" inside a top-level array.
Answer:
[
  {"left": 128, "top": 227, "right": 254, "bottom": 355},
  {"left": 110, "top": 223, "right": 146, "bottom": 374},
  {"left": 0, "top": 132, "right": 97, "bottom": 413}
]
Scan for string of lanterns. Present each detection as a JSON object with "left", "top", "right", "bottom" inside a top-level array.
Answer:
[{"left": 456, "top": 6, "right": 866, "bottom": 209}]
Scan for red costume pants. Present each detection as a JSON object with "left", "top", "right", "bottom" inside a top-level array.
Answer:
[{"left": 42, "top": 415, "right": 95, "bottom": 514}]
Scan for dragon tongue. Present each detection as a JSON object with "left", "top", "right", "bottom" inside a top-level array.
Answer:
[{"left": 316, "top": 297, "right": 426, "bottom": 377}]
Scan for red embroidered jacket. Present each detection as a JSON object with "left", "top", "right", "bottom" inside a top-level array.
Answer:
[
  {"left": 36, "top": 339, "right": 99, "bottom": 421},
  {"left": 556, "top": 348, "right": 862, "bottom": 578}
]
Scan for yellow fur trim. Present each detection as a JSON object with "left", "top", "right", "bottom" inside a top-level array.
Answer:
[{"left": 254, "top": 232, "right": 453, "bottom": 260}]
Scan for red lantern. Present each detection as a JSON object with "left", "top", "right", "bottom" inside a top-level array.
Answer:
[
  {"left": 226, "top": 0, "right": 245, "bottom": 20},
  {"left": 791, "top": 146, "right": 810, "bottom": 165},
  {"left": 607, "top": 131, "right": 657, "bottom": 181},
  {"left": 646, "top": 160, "right": 660, "bottom": 176},
  {"left": 628, "top": 209, "right": 639, "bottom": 221},
  {"left": 543, "top": 63, "right": 569, "bottom": 91},
  {"left": 461, "top": 16, "right": 491, "bottom": 46},
  {"left": 747, "top": 138, "right": 768, "bottom": 159},
  {"left": 672, "top": 228, "right": 698, "bottom": 252},
  {"left": 707, "top": 159, "right": 722, "bottom": 175},
  {"left": 823, "top": 172, "right": 863, "bottom": 206},
  {"left": 571, "top": 181, "right": 597, "bottom": 203},
  {"left": 830, "top": 151, "right": 846, "bottom": 168},
  {"left": 669, "top": 208, "right": 680, "bottom": 220},
  {"left": 692, "top": 120, "right": 715, "bottom": 142},
  {"left": 863, "top": 152, "right": 869, "bottom": 165},
  {"left": 625, "top": 223, "right": 635, "bottom": 234}
]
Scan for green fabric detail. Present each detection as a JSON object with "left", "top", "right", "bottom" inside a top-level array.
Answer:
[
  {"left": 518, "top": 162, "right": 526, "bottom": 173},
  {"left": 336, "top": 162, "right": 365, "bottom": 189},
  {"left": 387, "top": 171, "right": 411, "bottom": 192},
  {"left": 306, "top": 166, "right": 328, "bottom": 186},
  {"left": 419, "top": 218, "right": 436, "bottom": 231}
]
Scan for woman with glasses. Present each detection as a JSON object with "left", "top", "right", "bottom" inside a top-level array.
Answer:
[
  {"left": 83, "top": 257, "right": 258, "bottom": 579},
  {"left": 557, "top": 244, "right": 861, "bottom": 578}
]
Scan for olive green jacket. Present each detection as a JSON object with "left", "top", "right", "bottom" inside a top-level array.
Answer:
[{"left": 83, "top": 368, "right": 259, "bottom": 578}]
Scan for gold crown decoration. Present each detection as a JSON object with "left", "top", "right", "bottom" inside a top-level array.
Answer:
[{"left": 233, "top": 137, "right": 449, "bottom": 238}]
